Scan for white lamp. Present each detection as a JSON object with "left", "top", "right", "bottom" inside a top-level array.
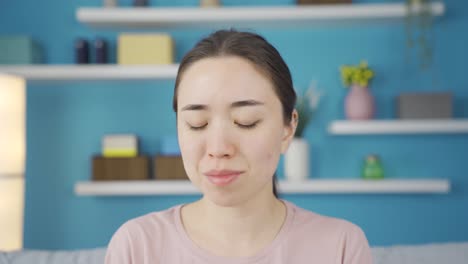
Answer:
[{"left": 0, "top": 74, "right": 25, "bottom": 251}]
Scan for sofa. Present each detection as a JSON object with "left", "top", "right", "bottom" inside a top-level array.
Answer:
[{"left": 1, "top": 242, "right": 468, "bottom": 264}]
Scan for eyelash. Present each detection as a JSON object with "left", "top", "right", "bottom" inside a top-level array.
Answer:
[{"left": 188, "top": 121, "right": 260, "bottom": 131}]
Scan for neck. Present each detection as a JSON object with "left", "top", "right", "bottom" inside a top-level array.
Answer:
[
  {"left": 181, "top": 184, "right": 286, "bottom": 256},
  {"left": 201, "top": 193, "right": 283, "bottom": 240}
]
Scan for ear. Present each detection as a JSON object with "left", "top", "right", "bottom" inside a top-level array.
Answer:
[{"left": 280, "top": 109, "right": 298, "bottom": 154}]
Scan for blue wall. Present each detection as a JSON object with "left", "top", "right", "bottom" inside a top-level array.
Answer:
[{"left": 1, "top": 0, "right": 467, "bottom": 249}]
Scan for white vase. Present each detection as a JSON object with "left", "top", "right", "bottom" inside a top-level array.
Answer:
[{"left": 284, "top": 138, "right": 310, "bottom": 182}]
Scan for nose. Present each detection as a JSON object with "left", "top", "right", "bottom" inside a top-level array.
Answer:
[{"left": 206, "top": 122, "right": 235, "bottom": 159}]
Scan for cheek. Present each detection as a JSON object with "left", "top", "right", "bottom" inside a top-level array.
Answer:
[
  {"left": 177, "top": 119, "right": 198, "bottom": 153},
  {"left": 178, "top": 129, "right": 203, "bottom": 175},
  {"left": 243, "top": 132, "right": 282, "bottom": 176}
]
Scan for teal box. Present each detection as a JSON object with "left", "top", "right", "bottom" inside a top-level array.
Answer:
[
  {"left": 160, "top": 135, "right": 181, "bottom": 156},
  {"left": 0, "top": 36, "right": 42, "bottom": 64}
]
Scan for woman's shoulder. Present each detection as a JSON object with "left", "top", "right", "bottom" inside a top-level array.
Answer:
[
  {"left": 283, "top": 201, "right": 372, "bottom": 263},
  {"left": 105, "top": 205, "right": 185, "bottom": 263},
  {"left": 285, "top": 201, "right": 366, "bottom": 240}
]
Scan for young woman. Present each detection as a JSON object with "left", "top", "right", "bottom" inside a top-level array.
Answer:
[{"left": 105, "top": 29, "right": 373, "bottom": 264}]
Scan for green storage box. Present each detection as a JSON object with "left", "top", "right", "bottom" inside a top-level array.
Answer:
[{"left": 0, "top": 36, "right": 42, "bottom": 64}]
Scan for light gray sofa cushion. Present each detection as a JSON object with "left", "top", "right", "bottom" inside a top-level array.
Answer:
[
  {"left": 0, "top": 248, "right": 105, "bottom": 264},
  {"left": 1, "top": 242, "right": 468, "bottom": 264},
  {"left": 371, "top": 242, "right": 468, "bottom": 264}
]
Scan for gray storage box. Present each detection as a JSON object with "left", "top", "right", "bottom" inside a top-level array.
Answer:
[{"left": 397, "top": 92, "right": 453, "bottom": 119}]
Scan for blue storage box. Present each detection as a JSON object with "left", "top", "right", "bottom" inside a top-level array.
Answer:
[
  {"left": 160, "top": 135, "right": 181, "bottom": 156},
  {"left": 0, "top": 36, "right": 42, "bottom": 64}
]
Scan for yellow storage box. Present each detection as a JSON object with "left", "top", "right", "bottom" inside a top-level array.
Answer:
[
  {"left": 118, "top": 33, "right": 174, "bottom": 65},
  {"left": 102, "top": 134, "right": 138, "bottom": 158}
]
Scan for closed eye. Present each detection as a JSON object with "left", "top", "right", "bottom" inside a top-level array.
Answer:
[
  {"left": 235, "top": 120, "right": 260, "bottom": 129},
  {"left": 187, "top": 121, "right": 261, "bottom": 131},
  {"left": 187, "top": 123, "right": 207, "bottom": 131}
]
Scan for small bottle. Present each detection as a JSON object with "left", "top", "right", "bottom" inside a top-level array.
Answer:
[
  {"left": 133, "top": 0, "right": 148, "bottom": 7},
  {"left": 362, "top": 154, "right": 385, "bottom": 180},
  {"left": 94, "top": 38, "right": 108, "bottom": 64},
  {"left": 75, "top": 38, "right": 89, "bottom": 64}
]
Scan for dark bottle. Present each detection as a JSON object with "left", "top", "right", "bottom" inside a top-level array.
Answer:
[
  {"left": 133, "top": 0, "right": 148, "bottom": 6},
  {"left": 94, "top": 38, "right": 108, "bottom": 64},
  {"left": 75, "top": 38, "right": 89, "bottom": 64}
]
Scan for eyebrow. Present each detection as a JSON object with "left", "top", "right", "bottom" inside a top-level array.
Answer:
[{"left": 181, "top": 100, "right": 264, "bottom": 111}]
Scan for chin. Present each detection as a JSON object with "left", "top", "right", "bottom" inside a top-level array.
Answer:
[{"left": 202, "top": 186, "right": 249, "bottom": 208}]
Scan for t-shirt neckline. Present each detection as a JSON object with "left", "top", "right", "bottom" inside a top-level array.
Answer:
[{"left": 173, "top": 200, "right": 295, "bottom": 264}]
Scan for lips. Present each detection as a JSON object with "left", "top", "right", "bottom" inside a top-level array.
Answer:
[{"left": 204, "top": 169, "right": 243, "bottom": 187}]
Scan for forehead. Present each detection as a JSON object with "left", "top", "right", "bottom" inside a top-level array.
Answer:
[{"left": 177, "top": 56, "right": 278, "bottom": 107}]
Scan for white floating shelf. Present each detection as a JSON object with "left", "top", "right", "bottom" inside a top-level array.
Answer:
[
  {"left": 75, "top": 179, "right": 450, "bottom": 196},
  {"left": 279, "top": 179, "right": 450, "bottom": 194},
  {"left": 76, "top": 180, "right": 199, "bottom": 196},
  {"left": 76, "top": 2, "right": 445, "bottom": 28},
  {"left": 329, "top": 119, "right": 468, "bottom": 135},
  {"left": 0, "top": 65, "right": 179, "bottom": 82}
]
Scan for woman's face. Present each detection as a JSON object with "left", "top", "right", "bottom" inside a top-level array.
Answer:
[{"left": 177, "top": 56, "right": 296, "bottom": 206}]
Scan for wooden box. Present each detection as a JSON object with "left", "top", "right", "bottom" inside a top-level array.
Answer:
[
  {"left": 92, "top": 156, "right": 150, "bottom": 181},
  {"left": 154, "top": 156, "right": 188, "bottom": 180}
]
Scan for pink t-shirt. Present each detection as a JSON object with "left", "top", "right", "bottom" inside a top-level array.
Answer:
[{"left": 105, "top": 200, "right": 373, "bottom": 264}]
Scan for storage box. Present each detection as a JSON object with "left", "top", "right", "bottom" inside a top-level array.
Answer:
[
  {"left": 154, "top": 155, "right": 188, "bottom": 180},
  {"left": 0, "top": 36, "right": 42, "bottom": 64},
  {"left": 118, "top": 33, "right": 174, "bottom": 65},
  {"left": 160, "top": 135, "right": 181, "bottom": 156},
  {"left": 396, "top": 92, "right": 453, "bottom": 119},
  {"left": 102, "top": 134, "right": 138, "bottom": 158},
  {"left": 92, "top": 156, "right": 150, "bottom": 181}
]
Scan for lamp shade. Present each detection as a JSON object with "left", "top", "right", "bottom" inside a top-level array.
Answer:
[
  {"left": 0, "top": 74, "right": 25, "bottom": 176},
  {"left": 0, "top": 73, "right": 25, "bottom": 250},
  {"left": 0, "top": 177, "right": 24, "bottom": 250}
]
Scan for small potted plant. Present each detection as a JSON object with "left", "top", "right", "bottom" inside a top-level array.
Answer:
[
  {"left": 284, "top": 80, "right": 322, "bottom": 182},
  {"left": 340, "top": 60, "right": 375, "bottom": 120}
]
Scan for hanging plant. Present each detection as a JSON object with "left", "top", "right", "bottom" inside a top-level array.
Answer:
[{"left": 405, "top": 0, "right": 435, "bottom": 69}]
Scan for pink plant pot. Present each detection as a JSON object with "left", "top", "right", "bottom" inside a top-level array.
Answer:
[{"left": 345, "top": 84, "right": 375, "bottom": 120}]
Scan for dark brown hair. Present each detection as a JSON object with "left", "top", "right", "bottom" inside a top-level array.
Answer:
[{"left": 173, "top": 29, "right": 297, "bottom": 198}]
